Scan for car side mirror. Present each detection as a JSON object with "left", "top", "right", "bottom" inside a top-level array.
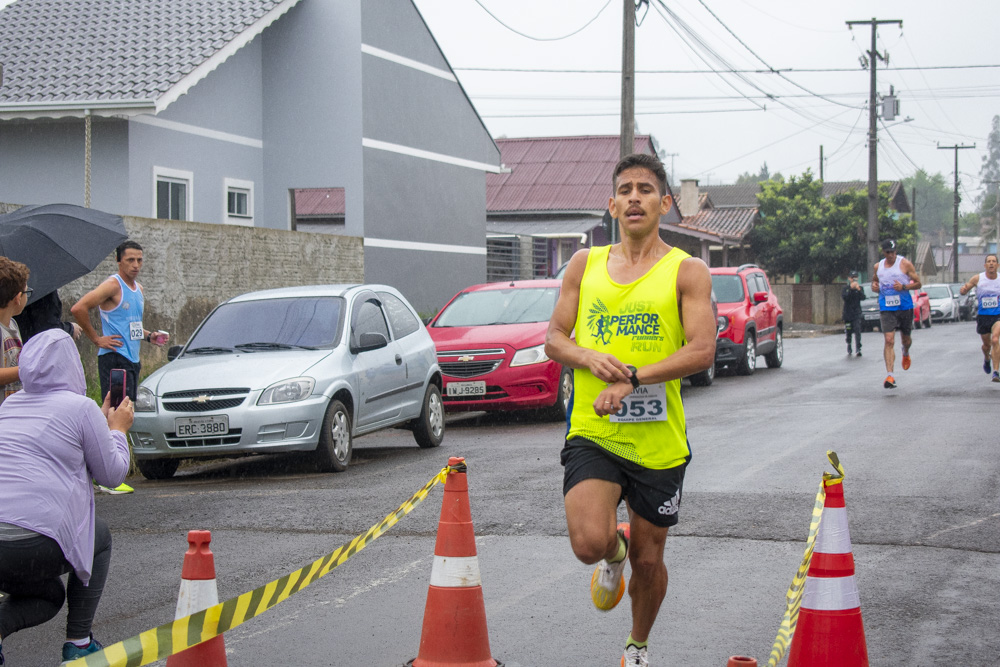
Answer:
[
  {"left": 353, "top": 332, "right": 388, "bottom": 353},
  {"left": 918, "top": 292, "right": 928, "bottom": 298},
  {"left": 752, "top": 291, "right": 768, "bottom": 304},
  {"left": 167, "top": 345, "right": 183, "bottom": 361}
]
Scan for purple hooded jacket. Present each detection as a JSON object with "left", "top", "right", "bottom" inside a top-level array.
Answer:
[{"left": 0, "top": 328, "right": 129, "bottom": 584}]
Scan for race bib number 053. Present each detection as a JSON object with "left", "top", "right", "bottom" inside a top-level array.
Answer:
[{"left": 610, "top": 383, "right": 668, "bottom": 423}]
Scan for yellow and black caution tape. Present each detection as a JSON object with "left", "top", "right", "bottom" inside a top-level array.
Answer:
[
  {"left": 67, "top": 462, "right": 458, "bottom": 667},
  {"left": 767, "top": 451, "right": 845, "bottom": 667}
]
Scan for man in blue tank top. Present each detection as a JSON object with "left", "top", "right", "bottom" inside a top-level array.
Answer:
[
  {"left": 959, "top": 254, "right": 1000, "bottom": 382},
  {"left": 871, "top": 239, "right": 922, "bottom": 389},
  {"left": 72, "top": 241, "right": 166, "bottom": 493}
]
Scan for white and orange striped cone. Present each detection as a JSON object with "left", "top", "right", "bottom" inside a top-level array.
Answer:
[
  {"left": 166, "top": 530, "right": 227, "bottom": 667},
  {"left": 407, "top": 457, "right": 502, "bottom": 667},
  {"left": 787, "top": 480, "right": 869, "bottom": 667}
]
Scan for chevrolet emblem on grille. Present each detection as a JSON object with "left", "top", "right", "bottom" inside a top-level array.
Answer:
[
  {"left": 192, "top": 395, "right": 212, "bottom": 404},
  {"left": 457, "top": 355, "right": 475, "bottom": 362}
]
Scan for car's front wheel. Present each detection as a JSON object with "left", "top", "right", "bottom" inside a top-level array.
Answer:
[
  {"left": 136, "top": 458, "right": 179, "bottom": 480},
  {"left": 765, "top": 326, "right": 783, "bottom": 368},
  {"left": 736, "top": 331, "right": 756, "bottom": 376},
  {"left": 316, "top": 399, "right": 352, "bottom": 472},
  {"left": 413, "top": 384, "right": 444, "bottom": 448}
]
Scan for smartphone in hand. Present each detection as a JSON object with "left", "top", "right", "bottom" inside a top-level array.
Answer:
[{"left": 109, "top": 368, "right": 127, "bottom": 409}]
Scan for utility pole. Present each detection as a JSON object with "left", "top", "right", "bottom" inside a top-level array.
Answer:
[
  {"left": 620, "top": 0, "right": 635, "bottom": 163},
  {"left": 662, "top": 152, "right": 679, "bottom": 186},
  {"left": 846, "top": 17, "right": 902, "bottom": 272},
  {"left": 819, "top": 145, "right": 824, "bottom": 181},
  {"left": 617, "top": 0, "right": 640, "bottom": 243},
  {"left": 937, "top": 143, "right": 976, "bottom": 282}
]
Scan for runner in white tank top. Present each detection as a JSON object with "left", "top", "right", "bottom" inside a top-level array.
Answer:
[
  {"left": 871, "top": 239, "right": 922, "bottom": 389},
  {"left": 958, "top": 253, "right": 1000, "bottom": 382}
]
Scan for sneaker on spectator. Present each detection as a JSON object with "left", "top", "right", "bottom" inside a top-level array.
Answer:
[{"left": 61, "top": 636, "right": 103, "bottom": 664}]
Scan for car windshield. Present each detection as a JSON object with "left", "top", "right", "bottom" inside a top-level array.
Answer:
[
  {"left": 186, "top": 297, "right": 344, "bottom": 352},
  {"left": 925, "top": 285, "right": 952, "bottom": 299},
  {"left": 862, "top": 285, "right": 877, "bottom": 299},
  {"left": 433, "top": 287, "right": 560, "bottom": 326},
  {"left": 711, "top": 275, "right": 745, "bottom": 304}
]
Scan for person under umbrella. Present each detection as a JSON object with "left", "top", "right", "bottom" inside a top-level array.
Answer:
[{"left": 14, "top": 289, "right": 82, "bottom": 342}]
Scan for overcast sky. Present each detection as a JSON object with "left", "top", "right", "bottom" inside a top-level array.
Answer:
[
  {"left": 413, "top": 0, "right": 998, "bottom": 210},
  {"left": 2, "top": 0, "right": 994, "bottom": 211}
]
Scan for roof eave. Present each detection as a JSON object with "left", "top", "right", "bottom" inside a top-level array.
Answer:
[
  {"left": 155, "top": 0, "right": 304, "bottom": 114},
  {"left": 0, "top": 99, "right": 156, "bottom": 121}
]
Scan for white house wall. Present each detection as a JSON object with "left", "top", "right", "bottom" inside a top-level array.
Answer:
[
  {"left": 0, "top": 118, "right": 129, "bottom": 212},
  {"left": 127, "top": 37, "right": 266, "bottom": 226},
  {"left": 360, "top": 0, "right": 500, "bottom": 312},
  {"left": 260, "top": 0, "right": 364, "bottom": 236}
]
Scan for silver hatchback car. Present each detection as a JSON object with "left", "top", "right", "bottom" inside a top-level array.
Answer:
[{"left": 130, "top": 284, "right": 444, "bottom": 479}]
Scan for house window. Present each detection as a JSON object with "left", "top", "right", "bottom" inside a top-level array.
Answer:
[
  {"left": 153, "top": 167, "right": 193, "bottom": 221},
  {"left": 224, "top": 178, "right": 254, "bottom": 226}
]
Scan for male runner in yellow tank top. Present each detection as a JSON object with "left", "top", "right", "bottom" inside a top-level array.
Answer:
[{"left": 545, "top": 153, "right": 716, "bottom": 667}]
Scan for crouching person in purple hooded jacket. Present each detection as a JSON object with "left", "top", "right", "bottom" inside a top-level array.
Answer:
[{"left": 0, "top": 328, "right": 133, "bottom": 665}]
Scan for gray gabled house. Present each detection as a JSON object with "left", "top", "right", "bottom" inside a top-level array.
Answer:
[{"left": 0, "top": 0, "right": 501, "bottom": 312}]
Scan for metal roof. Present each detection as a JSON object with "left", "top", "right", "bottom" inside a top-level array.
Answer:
[
  {"left": 486, "top": 135, "right": 660, "bottom": 213},
  {"left": 0, "top": 0, "right": 301, "bottom": 118},
  {"left": 691, "top": 181, "right": 910, "bottom": 212},
  {"left": 295, "top": 188, "right": 346, "bottom": 217},
  {"left": 672, "top": 207, "right": 759, "bottom": 242},
  {"left": 486, "top": 217, "right": 604, "bottom": 238}
]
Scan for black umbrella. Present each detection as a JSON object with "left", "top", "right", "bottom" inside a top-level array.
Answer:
[{"left": 0, "top": 203, "right": 127, "bottom": 305}]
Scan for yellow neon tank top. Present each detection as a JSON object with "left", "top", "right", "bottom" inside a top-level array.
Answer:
[{"left": 568, "top": 244, "right": 690, "bottom": 469}]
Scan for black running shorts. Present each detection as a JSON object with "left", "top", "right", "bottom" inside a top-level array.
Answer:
[
  {"left": 879, "top": 309, "right": 913, "bottom": 335},
  {"left": 977, "top": 313, "right": 1000, "bottom": 336},
  {"left": 561, "top": 436, "right": 689, "bottom": 528}
]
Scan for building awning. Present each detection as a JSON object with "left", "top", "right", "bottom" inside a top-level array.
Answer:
[{"left": 486, "top": 217, "right": 604, "bottom": 239}]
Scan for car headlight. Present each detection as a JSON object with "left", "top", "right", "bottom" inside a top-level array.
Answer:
[
  {"left": 258, "top": 377, "right": 315, "bottom": 405},
  {"left": 510, "top": 344, "right": 549, "bottom": 367},
  {"left": 716, "top": 315, "right": 729, "bottom": 333},
  {"left": 134, "top": 386, "right": 156, "bottom": 412}
]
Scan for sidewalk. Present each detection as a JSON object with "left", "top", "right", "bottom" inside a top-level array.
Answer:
[{"left": 783, "top": 322, "right": 844, "bottom": 339}]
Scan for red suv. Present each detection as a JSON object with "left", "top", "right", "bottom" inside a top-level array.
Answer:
[{"left": 710, "top": 265, "right": 783, "bottom": 375}]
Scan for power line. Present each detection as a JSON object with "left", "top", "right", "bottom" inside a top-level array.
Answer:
[
  {"left": 480, "top": 106, "right": 764, "bottom": 119},
  {"left": 694, "top": 0, "right": 857, "bottom": 108},
  {"left": 471, "top": 0, "right": 613, "bottom": 42},
  {"left": 453, "top": 64, "right": 1000, "bottom": 74}
]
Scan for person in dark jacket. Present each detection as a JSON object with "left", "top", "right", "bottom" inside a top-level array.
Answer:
[
  {"left": 13, "top": 290, "right": 81, "bottom": 342},
  {"left": 842, "top": 270, "right": 865, "bottom": 356}
]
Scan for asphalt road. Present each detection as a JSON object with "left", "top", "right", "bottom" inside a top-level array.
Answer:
[{"left": 6, "top": 320, "right": 999, "bottom": 666}]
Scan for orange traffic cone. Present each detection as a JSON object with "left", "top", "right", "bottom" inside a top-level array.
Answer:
[
  {"left": 167, "top": 530, "right": 227, "bottom": 667},
  {"left": 787, "top": 480, "right": 869, "bottom": 667},
  {"left": 407, "top": 458, "right": 502, "bottom": 667},
  {"left": 726, "top": 657, "right": 757, "bottom": 666}
]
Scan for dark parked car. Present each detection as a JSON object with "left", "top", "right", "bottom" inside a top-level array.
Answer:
[{"left": 950, "top": 283, "right": 977, "bottom": 320}]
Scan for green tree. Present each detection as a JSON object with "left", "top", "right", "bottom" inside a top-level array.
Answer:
[
  {"left": 735, "top": 162, "right": 781, "bottom": 185},
  {"left": 748, "top": 170, "right": 916, "bottom": 282},
  {"left": 902, "top": 170, "right": 953, "bottom": 240}
]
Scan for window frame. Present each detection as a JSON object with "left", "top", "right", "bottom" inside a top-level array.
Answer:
[
  {"left": 224, "top": 177, "right": 254, "bottom": 227},
  {"left": 153, "top": 166, "right": 193, "bottom": 221}
]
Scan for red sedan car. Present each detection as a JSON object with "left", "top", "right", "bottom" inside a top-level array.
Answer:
[{"left": 427, "top": 280, "right": 572, "bottom": 419}]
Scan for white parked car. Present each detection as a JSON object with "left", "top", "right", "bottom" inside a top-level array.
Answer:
[
  {"left": 130, "top": 285, "right": 443, "bottom": 479},
  {"left": 924, "top": 283, "right": 961, "bottom": 323}
]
